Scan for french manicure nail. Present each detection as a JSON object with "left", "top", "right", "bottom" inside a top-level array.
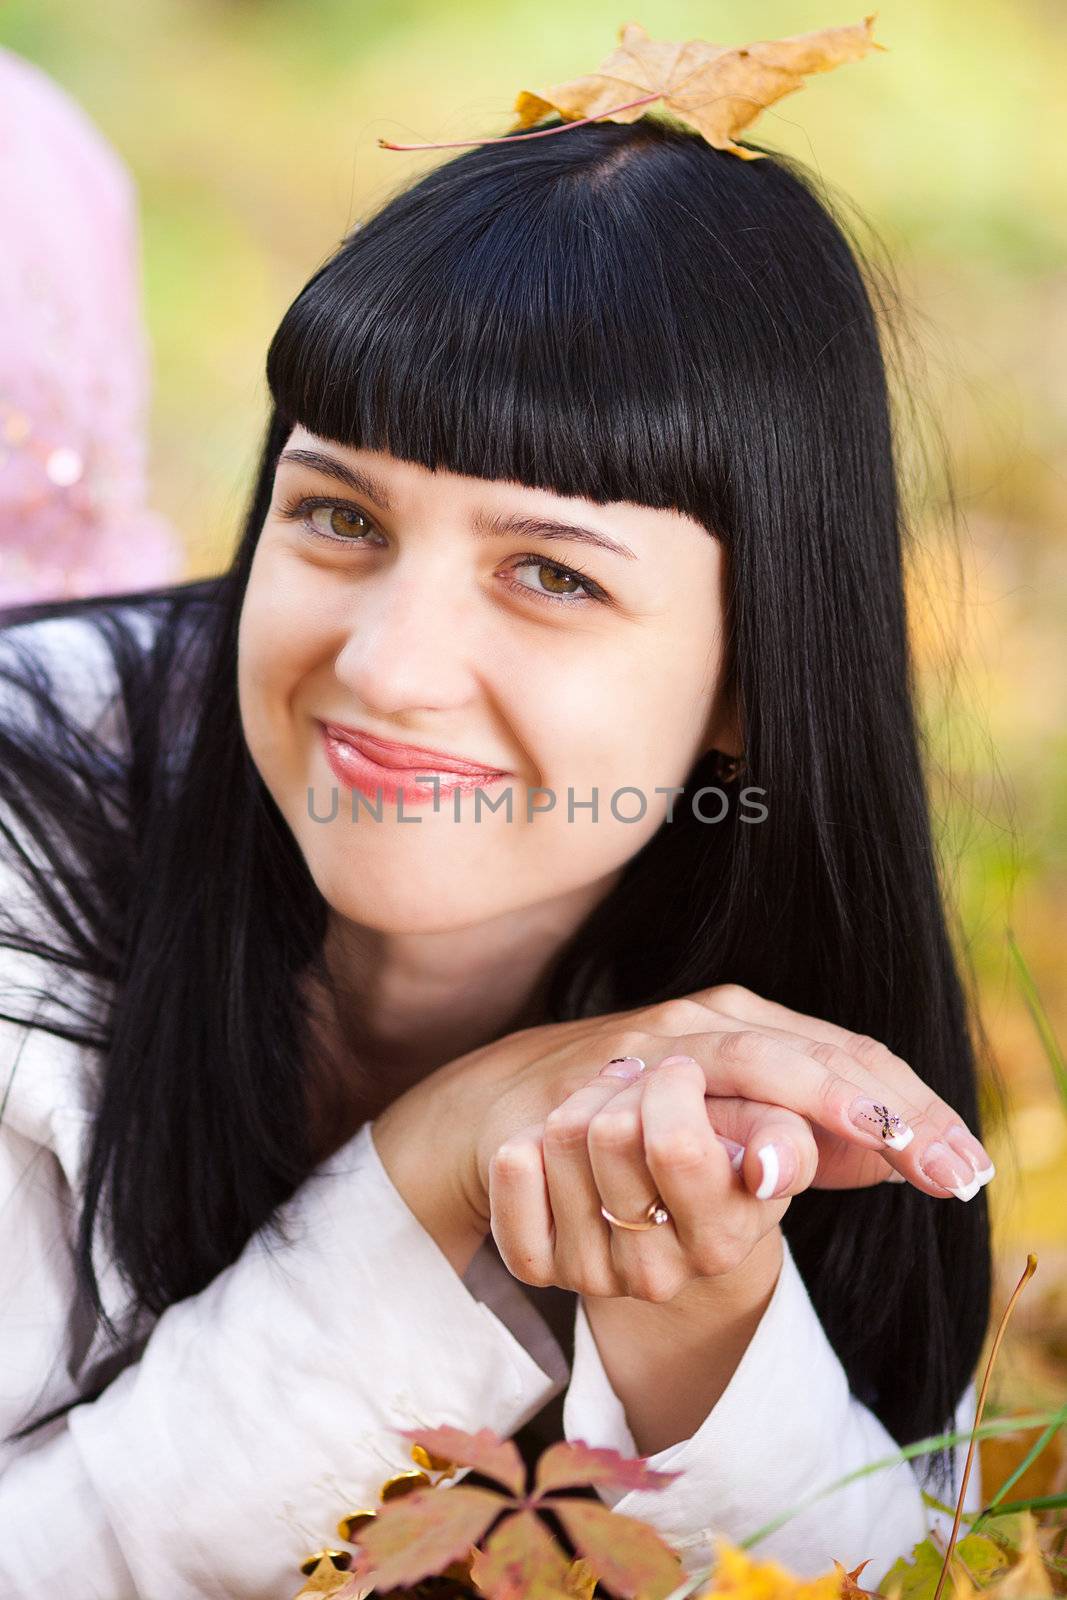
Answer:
[
  {"left": 943, "top": 1122, "right": 996, "bottom": 1186},
  {"left": 848, "top": 1096, "right": 914, "bottom": 1150},
  {"left": 919, "top": 1139, "right": 983, "bottom": 1201},
  {"left": 886, "top": 1169, "right": 907, "bottom": 1183},
  {"left": 598, "top": 1056, "right": 646, "bottom": 1079},
  {"left": 755, "top": 1141, "right": 798, "bottom": 1199}
]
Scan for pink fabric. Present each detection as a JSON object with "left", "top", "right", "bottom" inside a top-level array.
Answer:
[{"left": 0, "top": 46, "right": 184, "bottom": 607}]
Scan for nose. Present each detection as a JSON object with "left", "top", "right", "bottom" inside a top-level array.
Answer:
[{"left": 331, "top": 557, "right": 485, "bottom": 716}]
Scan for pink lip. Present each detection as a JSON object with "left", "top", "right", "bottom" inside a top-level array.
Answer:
[
  {"left": 318, "top": 723, "right": 510, "bottom": 806},
  {"left": 320, "top": 722, "right": 508, "bottom": 776}
]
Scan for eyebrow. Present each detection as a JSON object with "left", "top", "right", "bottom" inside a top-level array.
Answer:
[{"left": 276, "top": 446, "right": 639, "bottom": 561}]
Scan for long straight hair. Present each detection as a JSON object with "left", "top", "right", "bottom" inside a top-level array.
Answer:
[{"left": 0, "top": 115, "right": 993, "bottom": 1492}]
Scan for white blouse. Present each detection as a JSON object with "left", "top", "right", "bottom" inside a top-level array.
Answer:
[{"left": 0, "top": 610, "right": 980, "bottom": 1600}]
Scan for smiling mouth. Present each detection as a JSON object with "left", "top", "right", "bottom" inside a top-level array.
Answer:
[
  {"left": 320, "top": 721, "right": 509, "bottom": 777},
  {"left": 318, "top": 723, "right": 511, "bottom": 802}
]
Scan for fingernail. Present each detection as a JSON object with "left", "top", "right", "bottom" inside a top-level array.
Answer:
[
  {"left": 943, "top": 1122, "right": 996, "bottom": 1187},
  {"left": 886, "top": 1169, "right": 907, "bottom": 1183},
  {"left": 919, "top": 1139, "right": 983, "bottom": 1201},
  {"left": 657, "top": 1054, "right": 698, "bottom": 1069},
  {"left": 848, "top": 1097, "right": 914, "bottom": 1150},
  {"left": 598, "top": 1056, "right": 646, "bottom": 1079},
  {"left": 754, "top": 1141, "right": 798, "bottom": 1200},
  {"left": 718, "top": 1135, "right": 746, "bottom": 1172}
]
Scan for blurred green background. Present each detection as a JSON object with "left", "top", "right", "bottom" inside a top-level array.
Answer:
[{"left": 3, "top": 0, "right": 1064, "bottom": 1404}]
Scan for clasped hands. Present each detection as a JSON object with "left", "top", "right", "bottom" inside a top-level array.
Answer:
[{"left": 480, "top": 984, "right": 996, "bottom": 1308}]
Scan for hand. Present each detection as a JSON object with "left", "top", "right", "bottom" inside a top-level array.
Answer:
[
  {"left": 372, "top": 981, "right": 993, "bottom": 1270},
  {"left": 488, "top": 1054, "right": 805, "bottom": 1302},
  {"left": 468, "top": 982, "right": 995, "bottom": 1221}
]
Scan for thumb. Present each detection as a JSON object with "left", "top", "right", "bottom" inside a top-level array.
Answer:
[{"left": 703, "top": 1096, "right": 819, "bottom": 1200}]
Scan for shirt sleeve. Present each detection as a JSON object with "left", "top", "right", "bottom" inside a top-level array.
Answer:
[
  {"left": 562, "top": 1232, "right": 981, "bottom": 1584},
  {"left": 0, "top": 1118, "right": 563, "bottom": 1600}
]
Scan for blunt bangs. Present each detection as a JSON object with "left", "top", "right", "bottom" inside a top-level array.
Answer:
[{"left": 263, "top": 116, "right": 853, "bottom": 539}]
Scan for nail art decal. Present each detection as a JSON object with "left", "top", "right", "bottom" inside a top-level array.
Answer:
[{"left": 849, "top": 1097, "right": 915, "bottom": 1150}]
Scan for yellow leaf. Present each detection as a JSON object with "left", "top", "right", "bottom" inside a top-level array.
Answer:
[
  {"left": 512, "top": 17, "right": 887, "bottom": 160},
  {"left": 692, "top": 1537, "right": 844, "bottom": 1600},
  {"left": 564, "top": 1556, "right": 601, "bottom": 1600},
  {"left": 978, "top": 1513, "right": 1054, "bottom": 1600},
  {"left": 291, "top": 1554, "right": 365, "bottom": 1600}
]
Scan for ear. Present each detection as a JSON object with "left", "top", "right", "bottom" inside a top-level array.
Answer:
[{"left": 699, "top": 669, "right": 743, "bottom": 760}]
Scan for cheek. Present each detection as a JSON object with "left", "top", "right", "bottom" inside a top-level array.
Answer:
[
  {"left": 236, "top": 557, "right": 325, "bottom": 781},
  {"left": 532, "top": 644, "right": 711, "bottom": 796}
]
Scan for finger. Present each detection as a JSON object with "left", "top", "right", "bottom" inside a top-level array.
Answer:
[
  {"left": 684, "top": 991, "right": 996, "bottom": 1191},
  {"left": 709, "top": 1025, "right": 993, "bottom": 1200},
  {"left": 586, "top": 1061, "right": 710, "bottom": 1298},
  {"left": 656, "top": 1035, "right": 991, "bottom": 1203},
  {"left": 714, "top": 1101, "right": 818, "bottom": 1200},
  {"left": 541, "top": 1073, "right": 671, "bottom": 1294},
  {"left": 700, "top": 1093, "right": 908, "bottom": 1191},
  {"left": 486, "top": 1121, "right": 555, "bottom": 1285},
  {"left": 635, "top": 1060, "right": 779, "bottom": 1271}
]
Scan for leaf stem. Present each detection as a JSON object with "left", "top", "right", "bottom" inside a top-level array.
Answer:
[
  {"left": 931, "top": 1254, "right": 1038, "bottom": 1600},
  {"left": 378, "top": 91, "right": 663, "bottom": 151}
]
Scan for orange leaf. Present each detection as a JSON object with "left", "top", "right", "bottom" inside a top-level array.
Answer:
[
  {"left": 395, "top": 1424, "right": 528, "bottom": 1497},
  {"left": 534, "top": 1439, "right": 684, "bottom": 1497},
  {"left": 470, "top": 1509, "right": 577, "bottom": 1600},
  {"left": 545, "top": 1498, "right": 685, "bottom": 1600},
  {"left": 834, "top": 1558, "right": 879, "bottom": 1599},
  {"left": 511, "top": 16, "right": 887, "bottom": 160},
  {"left": 350, "top": 1482, "right": 509, "bottom": 1591}
]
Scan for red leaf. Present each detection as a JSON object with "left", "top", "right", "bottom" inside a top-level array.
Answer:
[
  {"left": 395, "top": 1424, "right": 528, "bottom": 1497},
  {"left": 470, "top": 1508, "right": 576, "bottom": 1600},
  {"left": 534, "top": 1440, "right": 685, "bottom": 1497},
  {"left": 351, "top": 1483, "right": 509, "bottom": 1590},
  {"left": 544, "top": 1498, "right": 685, "bottom": 1600}
]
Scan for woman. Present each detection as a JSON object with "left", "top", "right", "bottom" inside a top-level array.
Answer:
[{"left": 0, "top": 115, "right": 996, "bottom": 1597}]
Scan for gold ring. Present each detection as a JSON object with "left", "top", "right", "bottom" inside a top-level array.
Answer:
[{"left": 600, "top": 1198, "right": 672, "bottom": 1230}]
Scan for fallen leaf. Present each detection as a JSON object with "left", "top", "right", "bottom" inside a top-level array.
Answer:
[
  {"left": 545, "top": 1499, "right": 684, "bottom": 1600},
  {"left": 470, "top": 1508, "right": 576, "bottom": 1600},
  {"left": 979, "top": 1513, "right": 1054, "bottom": 1599},
  {"left": 511, "top": 17, "right": 887, "bottom": 160},
  {"left": 396, "top": 1425, "right": 528, "bottom": 1497},
  {"left": 534, "top": 1439, "right": 684, "bottom": 1497},
  {"left": 292, "top": 1555, "right": 368, "bottom": 1600},
  {"left": 880, "top": 1533, "right": 1012, "bottom": 1600},
  {"left": 351, "top": 1483, "right": 509, "bottom": 1591},
  {"left": 834, "top": 1558, "right": 879, "bottom": 1599},
  {"left": 694, "top": 1538, "right": 843, "bottom": 1600},
  {"left": 563, "top": 1556, "right": 601, "bottom": 1600}
]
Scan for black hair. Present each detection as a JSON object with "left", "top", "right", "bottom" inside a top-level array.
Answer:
[{"left": 0, "top": 115, "right": 996, "bottom": 1496}]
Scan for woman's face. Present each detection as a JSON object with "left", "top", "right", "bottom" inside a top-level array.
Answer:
[{"left": 238, "top": 424, "right": 736, "bottom": 936}]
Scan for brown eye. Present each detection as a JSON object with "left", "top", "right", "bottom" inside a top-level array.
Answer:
[
  {"left": 507, "top": 556, "right": 603, "bottom": 606},
  {"left": 535, "top": 564, "right": 582, "bottom": 595},
  {"left": 324, "top": 506, "right": 370, "bottom": 539}
]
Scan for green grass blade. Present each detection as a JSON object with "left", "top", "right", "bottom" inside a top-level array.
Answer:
[
  {"left": 973, "top": 1402, "right": 1067, "bottom": 1529},
  {"left": 1006, "top": 929, "right": 1067, "bottom": 1113},
  {"left": 655, "top": 1411, "right": 1067, "bottom": 1600},
  {"left": 735, "top": 1410, "right": 1067, "bottom": 1551}
]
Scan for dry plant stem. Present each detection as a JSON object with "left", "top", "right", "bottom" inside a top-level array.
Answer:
[
  {"left": 378, "top": 91, "right": 662, "bottom": 150},
  {"left": 931, "top": 1253, "right": 1039, "bottom": 1600}
]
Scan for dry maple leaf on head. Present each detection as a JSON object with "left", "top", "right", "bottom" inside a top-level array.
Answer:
[
  {"left": 380, "top": 16, "right": 887, "bottom": 157},
  {"left": 512, "top": 16, "right": 887, "bottom": 159}
]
